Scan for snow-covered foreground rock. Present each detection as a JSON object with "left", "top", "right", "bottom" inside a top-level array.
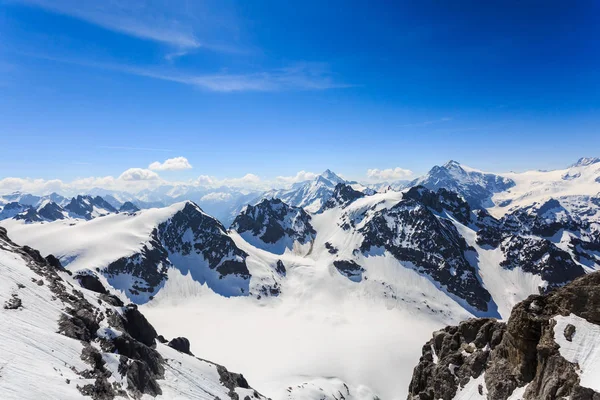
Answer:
[{"left": 0, "top": 226, "right": 268, "bottom": 400}]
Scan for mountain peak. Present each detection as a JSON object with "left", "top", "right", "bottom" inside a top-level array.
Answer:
[
  {"left": 442, "top": 160, "right": 463, "bottom": 169},
  {"left": 320, "top": 169, "right": 344, "bottom": 183},
  {"left": 570, "top": 157, "right": 600, "bottom": 168}
]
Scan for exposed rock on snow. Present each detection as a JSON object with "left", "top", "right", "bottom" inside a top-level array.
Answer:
[
  {"left": 360, "top": 187, "right": 491, "bottom": 311},
  {"left": 232, "top": 198, "right": 316, "bottom": 255}
]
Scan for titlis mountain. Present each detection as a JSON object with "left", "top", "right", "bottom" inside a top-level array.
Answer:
[{"left": 1, "top": 158, "right": 600, "bottom": 400}]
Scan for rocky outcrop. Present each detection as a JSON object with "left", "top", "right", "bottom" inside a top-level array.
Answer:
[
  {"left": 119, "top": 201, "right": 140, "bottom": 213},
  {"left": 65, "top": 195, "right": 117, "bottom": 220},
  {"left": 158, "top": 202, "right": 250, "bottom": 279},
  {"left": 320, "top": 183, "right": 365, "bottom": 211},
  {"left": 360, "top": 191, "right": 491, "bottom": 312},
  {"left": 232, "top": 198, "right": 316, "bottom": 252},
  {"left": 407, "top": 271, "right": 600, "bottom": 400},
  {"left": 167, "top": 337, "right": 193, "bottom": 355},
  {"left": 475, "top": 198, "right": 592, "bottom": 287},
  {"left": 333, "top": 260, "right": 365, "bottom": 282}
]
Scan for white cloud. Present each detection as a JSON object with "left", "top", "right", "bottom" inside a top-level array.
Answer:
[
  {"left": 194, "top": 173, "right": 261, "bottom": 189},
  {"left": 118, "top": 168, "right": 160, "bottom": 181},
  {"left": 149, "top": 156, "right": 192, "bottom": 171},
  {"left": 196, "top": 175, "right": 215, "bottom": 186},
  {"left": 276, "top": 171, "right": 318, "bottom": 185},
  {"left": 200, "top": 192, "right": 233, "bottom": 202},
  {"left": 221, "top": 173, "right": 261, "bottom": 187},
  {"left": 367, "top": 167, "right": 413, "bottom": 181}
]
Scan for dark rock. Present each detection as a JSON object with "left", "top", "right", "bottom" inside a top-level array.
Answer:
[
  {"left": 217, "top": 364, "right": 252, "bottom": 400},
  {"left": 333, "top": 260, "right": 365, "bottom": 282},
  {"left": 564, "top": 324, "right": 576, "bottom": 342},
  {"left": 76, "top": 273, "right": 108, "bottom": 294},
  {"left": 119, "top": 201, "right": 140, "bottom": 213},
  {"left": 231, "top": 198, "right": 315, "bottom": 247},
  {"left": 156, "top": 335, "right": 168, "bottom": 344},
  {"left": 320, "top": 183, "right": 365, "bottom": 211},
  {"left": 122, "top": 304, "right": 158, "bottom": 347},
  {"left": 325, "top": 242, "right": 339, "bottom": 254},
  {"left": 98, "top": 293, "right": 124, "bottom": 307},
  {"left": 4, "top": 294, "right": 22, "bottom": 309},
  {"left": 45, "top": 254, "right": 63, "bottom": 269},
  {"left": 168, "top": 337, "right": 193, "bottom": 355},
  {"left": 275, "top": 260, "right": 286, "bottom": 276}
]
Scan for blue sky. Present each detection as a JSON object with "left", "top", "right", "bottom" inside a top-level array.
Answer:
[{"left": 1, "top": 0, "right": 599, "bottom": 192}]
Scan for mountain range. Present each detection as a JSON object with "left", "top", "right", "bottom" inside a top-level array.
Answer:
[{"left": 1, "top": 157, "right": 599, "bottom": 399}]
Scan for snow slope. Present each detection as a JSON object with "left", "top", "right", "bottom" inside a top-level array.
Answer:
[
  {"left": 554, "top": 314, "right": 600, "bottom": 392},
  {"left": 0, "top": 226, "right": 269, "bottom": 400}
]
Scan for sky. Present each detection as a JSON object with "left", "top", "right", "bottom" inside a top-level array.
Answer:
[{"left": 1, "top": 0, "right": 599, "bottom": 193}]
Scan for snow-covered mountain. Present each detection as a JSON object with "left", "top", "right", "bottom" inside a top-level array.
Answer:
[
  {"left": 409, "top": 160, "right": 516, "bottom": 209},
  {"left": 260, "top": 169, "right": 348, "bottom": 212},
  {"left": 1, "top": 201, "right": 284, "bottom": 304},
  {"left": 0, "top": 225, "right": 269, "bottom": 400},
  {"left": 0, "top": 195, "right": 124, "bottom": 223}
]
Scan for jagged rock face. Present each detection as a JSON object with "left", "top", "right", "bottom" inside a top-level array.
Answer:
[
  {"left": 408, "top": 318, "right": 506, "bottom": 400},
  {"left": 232, "top": 198, "right": 316, "bottom": 252},
  {"left": 65, "top": 195, "right": 116, "bottom": 220},
  {"left": 403, "top": 186, "right": 472, "bottom": 225},
  {"left": 320, "top": 183, "right": 365, "bottom": 211},
  {"left": 14, "top": 201, "right": 67, "bottom": 223},
  {"left": 105, "top": 202, "right": 251, "bottom": 301},
  {"left": 410, "top": 160, "right": 515, "bottom": 209},
  {"left": 104, "top": 228, "right": 171, "bottom": 299},
  {"left": 475, "top": 198, "right": 594, "bottom": 286},
  {"left": 119, "top": 201, "right": 140, "bottom": 213},
  {"left": 0, "top": 201, "right": 30, "bottom": 220},
  {"left": 360, "top": 196, "right": 491, "bottom": 311},
  {"left": 159, "top": 202, "right": 250, "bottom": 279},
  {"left": 37, "top": 201, "right": 67, "bottom": 221},
  {"left": 407, "top": 271, "right": 600, "bottom": 400},
  {"left": 500, "top": 236, "right": 584, "bottom": 285}
]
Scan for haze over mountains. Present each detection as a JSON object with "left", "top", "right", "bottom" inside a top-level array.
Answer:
[{"left": 1, "top": 157, "right": 599, "bottom": 399}]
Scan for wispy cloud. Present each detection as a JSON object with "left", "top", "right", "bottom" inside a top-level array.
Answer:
[
  {"left": 400, "top": 117, "right": 452, "bottom": 128},
  {"left": 23, "top": 53, "right": 350, "bottom": 92},
  {"left": 16, "top": 0, "right": 201, "bottom": 48}
]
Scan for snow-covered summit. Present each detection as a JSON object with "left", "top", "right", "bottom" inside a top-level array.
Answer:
[
  {"left": 410, "top": 160, "right": 515, "bottom": 209},
  {"left": 570, "top": 156, "right": 600, "bottom": 168},
  {"left": 259, "top": 169, "right": 350, "bottom": 213}
]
